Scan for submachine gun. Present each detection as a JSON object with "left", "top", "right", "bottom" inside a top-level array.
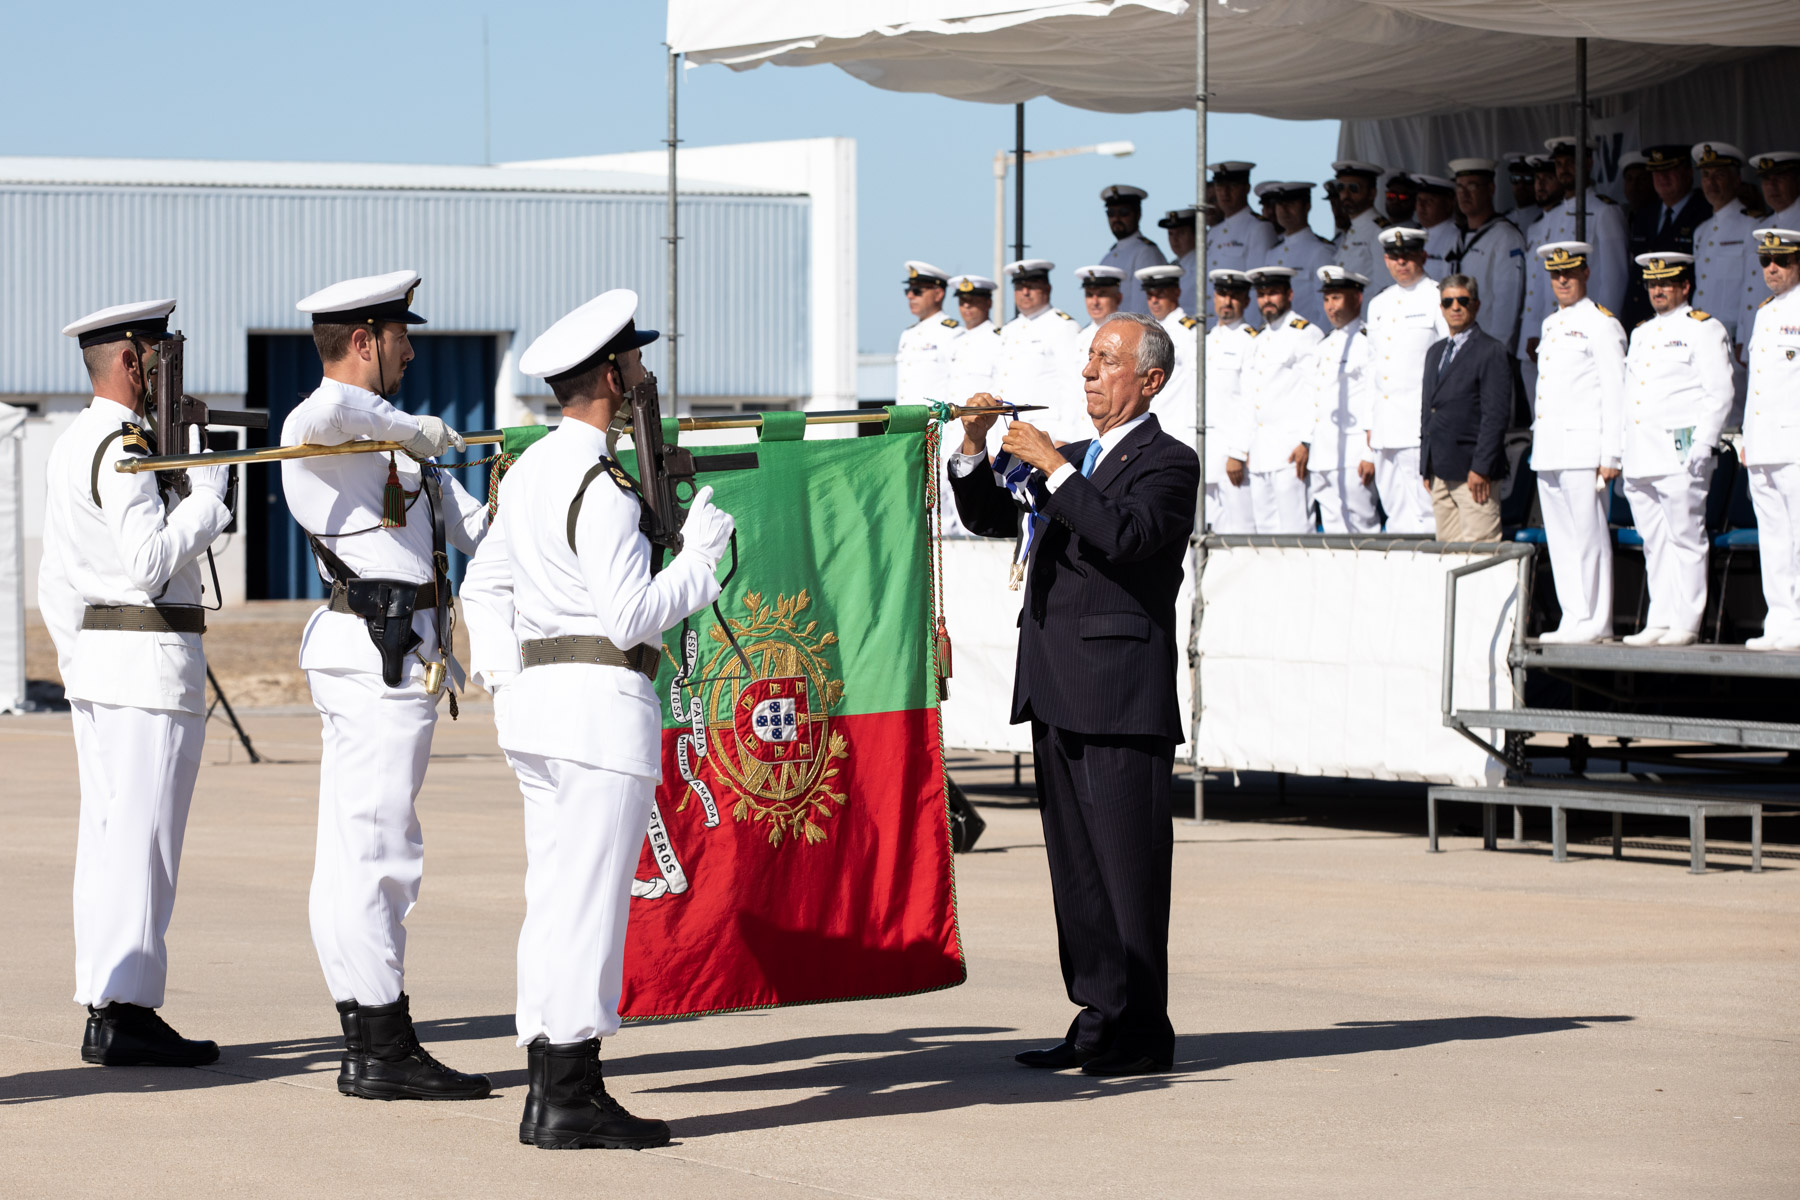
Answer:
[{"left": 149, "top": 332, "right": 269, "bottom": 530}]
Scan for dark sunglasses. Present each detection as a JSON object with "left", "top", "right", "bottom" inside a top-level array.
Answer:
[
  {"left": 1759, "top": 254, "right": 1797, "bottom": 268},
  {"left": 904, "top": 285, "right": 930, "bottom": 296},
  {"left": 1440, "top": 296, "right": 1474, "bottom": 309}
]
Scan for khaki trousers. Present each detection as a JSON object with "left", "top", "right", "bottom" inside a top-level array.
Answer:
[{"left": 1429, "top": 476, "right": 1503, "bottom": 543}]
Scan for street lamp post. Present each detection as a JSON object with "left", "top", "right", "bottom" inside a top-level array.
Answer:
[{"left": 992, "top": 138, "right": 1136, "bottom": 322}]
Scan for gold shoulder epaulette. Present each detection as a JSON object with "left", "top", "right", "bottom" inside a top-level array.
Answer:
[
  {"left": 1055, "top": 309, "right": 1073, "bottom": 320},
  {"left": 941, "top": 317, "right": 959, "bottom": 328},
  {"left": 1689, "top": 309, "right": 1712, "bottom": 321},
  {"left": 1290, "top": 316, "right": 1311, "bottom": 329},
  {"left": 1596, "top": 304, "right": 1615, "bottom": 318},
  {"left": 1246, "top": 327, "right": 1260, "bottom": 337},
  {"left": 1374, "top": 214, "right": 1392, "bottom": 228},
  {"left": 118, "top": 422, "right": 150, "bottom": 454},
  {"left": 1748, "top": 205, "right": 1774, "bottom": 219},
  {"left": 605, "top": 459, "right": 640, "bottom": 495},
  {"left": 1180, "top": 316, "right": 1200, "bottom": 328},
  {"left": 1761, "top": 296, "right": 1775, "bottom": 308},
  {"left": 1597, "top": 193, "right": 1617, "bottom": 204}
]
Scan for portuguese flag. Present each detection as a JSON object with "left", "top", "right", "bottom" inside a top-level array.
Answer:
[{"left": 616, "top": 407, "right": 964, "bottom": 1018}]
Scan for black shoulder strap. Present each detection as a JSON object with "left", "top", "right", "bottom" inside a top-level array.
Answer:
[
  {"left": 566, "top": 457, "right": 648, "bottom": 552},
  {"left": 90, "top": 423, "right": 153, "bottom": 507},
  {"left": 90, "top": 431, "right": 127, "bottom": 507},
  {"left": 306, "top": 532, "right": 358, "bottom": 585}
]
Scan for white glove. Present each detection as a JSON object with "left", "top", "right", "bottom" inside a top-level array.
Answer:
[
  {"left": 404, "top": 415, "right": 465, "bottom": 458},
  {"left": 1687, "top": 443, "right": 1713, "bottom": 468},
  {"left": 680, "top": 485, "right": 736, "bottom": 568},
  {"left": 188, "top": 462, "right": 230, "bottom": 504}
]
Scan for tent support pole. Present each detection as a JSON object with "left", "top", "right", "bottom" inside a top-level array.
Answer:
[
  {"left": 1575, "top": 37, "right": 1588, "bottom": 244},
  {"left": 667, "top": 46, "right": 680, "bottom": 410},
  {"left": 1013, "top": 103, "right": 1026, "bottom": 320},
  {"left": 1189, "top": 0, "right": 1209, "bottom": 821}
]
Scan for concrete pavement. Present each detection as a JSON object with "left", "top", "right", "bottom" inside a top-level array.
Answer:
[{"left": 1, "top": 705, "right": 1795, "bottom": 1198}]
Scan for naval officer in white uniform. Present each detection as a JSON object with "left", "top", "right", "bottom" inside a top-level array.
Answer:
[
  {"left": 1735, "top": 154, "right": 1800, "bottom": 365},
  {"left": 1206, "top": 162, "right": 1280, "bottom": 321},
  {"left": 1072, "top": 265, "right": 1126, "bottom": 365},
  {"left": 1618, "top": 253, "right": 1735, "bottom": 646},
  {"left": 1742, "top": 229, "right": 1800, "bottom": 650},
  {"left": 1227, "top": 266, "right": 1324, "bottom": 532},
  {"left": 1158, "top": 206, "right": 1199, "bottom": 315},
  {"left": 1266, "top": 182, "right": 1337, "bottom": 327},
  {"left": 498, "top": 290, "right": 735, "bottom": 1148},
  {"left": 895, "top": 261, "right": 962, "bottom": 406},
  {"left": 940, "top": 274, "right": 1003, "bottom": 534},
  {"left": 1332, "top": 161, "right": 1397, "bottom": 296},
  {"left": 280, "top": 271, "right": 492, "bottom": 1101},
  {"left": 1137, "top": 264, "right": 1200, "bottom": 449},
  {"left": 1306, "top": 266, "right": 1382, "bottom": 533},
  {"left": 38, "top": 300, "right": 231, "bottom": 1067},
  {"left": 1363, "top": 225, "right": 1451, "bottom": 533},
  {"left": 1531, "top": 243, "right": 1627, "bottom": 644},
  {"left": 1688, "top": 143, "right": 1764, "bottom": 356},
  {"left": 997, "top": 259, "right": 1085, "bottom": 443},
  {"left": 1446, "top": 158, "right": 1527, "bottom": 351},
  {"left": 1098, "top": 185, "right": 1168, "bottom": 315},
  {"left": 1204, "top": 269, "right": 1258, "bottom": 533}
]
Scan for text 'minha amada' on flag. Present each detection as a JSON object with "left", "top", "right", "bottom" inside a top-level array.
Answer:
[{"left": 617, "top": 406, "right": 964, "bottom": 1019}]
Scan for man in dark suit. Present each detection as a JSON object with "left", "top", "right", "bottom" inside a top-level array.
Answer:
[
  {"left": 949, "top": 311, "right": 1198, "bottom": 1076},
  {"left": 1421, "top": 274, "right": 1513, "bottom": 542},
  {"left": 1622, "top": 144, "right": 1713, "bottom": 329}
]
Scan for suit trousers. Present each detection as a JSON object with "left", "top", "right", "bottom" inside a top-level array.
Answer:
[
  {"left": 1623, "top": 460, "right": 1714, "bottom": 636},
  {"left": 1311, "top": 467, "right": 1382, "bottom": 534},
  {"left": 1248, "top": 468, "right": 1311, "bottom": 533},
  {"left": 1375, "top": 447, "right": 1434, "bottom": 533},
  {"left": 1749, "top": 463, "right": 1800, "bottom": 640},
  {"left": 70, "top": 700, "right": 204, "bottom": 1009},
  {"left": 1429, "top": 477, "right": 1503, "bottom": 543},
  {"left": 1031, "top": 721, "right": 1175, "bottom": 1064},
  {"left": 306, "top": 667, "right": 438, "bottom": 1006},
  {"left": 507, "top": 750, "right": 654, "bottom": 1045},
  {"left": 1205, "top": 480, "right": 1255, "bottom": 534},
  {"left": 1538, "top": 468, "right": 1615, "bottom": 641}
]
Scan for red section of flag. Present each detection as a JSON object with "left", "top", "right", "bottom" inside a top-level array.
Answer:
[{"left": 620, "top": 709, "right": 962, "bottom": 1018}]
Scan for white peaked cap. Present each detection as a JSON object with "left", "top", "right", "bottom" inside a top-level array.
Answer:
[{"left": 519, "top": 289, "right": 659, "bottom": 380}]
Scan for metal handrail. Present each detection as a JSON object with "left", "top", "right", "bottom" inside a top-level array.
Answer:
[{"left": 1441, "top": 543, "right": 1537, "bottom": 763}]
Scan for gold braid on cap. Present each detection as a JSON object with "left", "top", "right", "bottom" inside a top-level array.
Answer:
[
  {"left": 1541, "top": 246, "right": 1587, "bottom": 271},
  {"left": 1640, "top": 257, "right": 1687, "bottom": 281},
  {"left": 1758, "top": 230, "right": 1799, "bottom": 256}
]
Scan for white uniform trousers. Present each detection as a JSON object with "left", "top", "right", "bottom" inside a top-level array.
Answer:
[
  {"left": 306, "top": 667, "right": 438, "bottom": 1006},
  {"left": 508, "top": 751, "right": 655, "bottom": 1046},
  {"left": 70, "top": 700, "right": 204, "bottom": 1009},
  {"left": 1204, "top": 480, "right": 1254, "bottom": 534},
  {"left": 1748, "top": 463, "right": 1800, "bottom": 641},
  {"left": 1623, "top": 460, "right": 1714, "bottom": 636},
  {"left": 1248, "top": 468, "right": 1311, "bottom": 533},
  {"left": 1310, "top": 468, "right": 1382, "bottom": 534},
  {"left": 1374, "top": 447, "right": 1433, "bottom": 533},
  {"left": 1538, "top": 468, "right": 1615, "bottom": 640}
]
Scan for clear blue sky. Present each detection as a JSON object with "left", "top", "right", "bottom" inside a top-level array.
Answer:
[{"left": 2, "top": 2, "right": 1339, "bottom": 353}]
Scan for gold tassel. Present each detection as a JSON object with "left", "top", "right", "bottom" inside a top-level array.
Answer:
[
  {"left": 381, "top": 454, "right": 406, "bottom": 528},
  {"left": 935, "top": 617, "right": 953, "bottom": 702}
]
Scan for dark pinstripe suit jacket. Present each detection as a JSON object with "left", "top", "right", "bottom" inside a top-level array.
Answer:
[{"left": 949, "top": 414, "right": 1199, "bottom": 743}]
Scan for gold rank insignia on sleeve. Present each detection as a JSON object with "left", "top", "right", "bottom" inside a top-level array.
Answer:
[{"left": 118, "top": 422, "right": 150, "bottom": 454}]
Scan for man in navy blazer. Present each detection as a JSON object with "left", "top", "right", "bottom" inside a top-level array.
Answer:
[
  {"left": 1420, "top": 274, "right": 1514, "bottom": 541},
  {"left": 949, "top": 311, "right": 1198, "bottom": 1076}
]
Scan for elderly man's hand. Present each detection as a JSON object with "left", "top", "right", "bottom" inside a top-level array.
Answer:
[
  {"left": 1000, "top": 420, "right": 1064, "bottom": 475},
  {"left": 959, "top": 393, "right": 1004, "bottom": 455},
  {"left": 1226, "top": 457, "right": 1247, "bottom": 487}
]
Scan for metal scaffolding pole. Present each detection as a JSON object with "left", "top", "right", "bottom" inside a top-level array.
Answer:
[
  {"left": 667, "top": 46, "right": 681, "bottom": 410},
  {"left": 1575, "top": 37, "right": 1589, "bottom": 244},
  {"left": 1190, "top": 0, "right": 1209, "bottom": 820},
  {"left": 1013, "top": 102, "right": 1026, "bottom": 320}
]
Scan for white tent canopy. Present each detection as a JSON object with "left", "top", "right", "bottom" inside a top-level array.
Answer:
[{"left": 667, "top": 0, "right": 1800, "bottom": 119}]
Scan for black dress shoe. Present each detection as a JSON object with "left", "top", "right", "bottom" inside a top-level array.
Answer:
[
  {"left": 80, "top": 1003, "right": 219, "bottom": 1067},
  {"left": 533, "top": 1039, "right": 670, "bottom": 1150},
  {"left": 348, "top": 994, "right": 491, "bottom": 1101},
  {"left": 335, "top": 1000, "right": 363, "bottom": 1095},
  {"left": 519, "top": 1036, "right": 548, "bottom": 1145},
  {"left": 1014, "top": 1041, "right": 1101, "bottom": 1069},
  {"left": 1080, "top": 1048, "right": 1171, "bottom": 1076}
]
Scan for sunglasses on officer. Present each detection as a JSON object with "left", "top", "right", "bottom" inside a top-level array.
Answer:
[
  {"left": 1758, "top": 253, "right": 1798, "bottom": 268},
  {"left": 1440, "top": 295, "right": 1474, "bottom": 309}
]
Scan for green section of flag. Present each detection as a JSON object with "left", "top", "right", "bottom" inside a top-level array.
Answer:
[{"left": 622, "top": 424, "right": 934, "bottom": 720}]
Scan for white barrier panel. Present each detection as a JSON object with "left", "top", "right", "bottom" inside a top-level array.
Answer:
[
  {"left": 938, "top": 537, "right": 1194, "bottom": 759},
  {"left": 0, "top": 403, "right": 25, "bottom": 713},
  {"left": 1195, "top": 545, "right": 1515, "bottom": 788}
]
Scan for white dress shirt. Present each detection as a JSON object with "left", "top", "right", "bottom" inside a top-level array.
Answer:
[
  {"left": 1531, "top": 296, "right": 1627, "bottom": 471},
  {"left": 1364, "top": 276, "right": 1451, "bottom": 450}
]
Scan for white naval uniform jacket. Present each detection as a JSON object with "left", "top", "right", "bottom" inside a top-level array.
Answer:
[
  {"left": 1364, "top": 276, "right": 1450, "bottom": 451},
  {"left": 1270, "top": 228, "right": 1337, "bottom": 327},
  {"left": 1744, "top": 286, "right": 1800, "bottom": 467},
  {"left": 1622, "top": 303, "right": 1734, "bottom": 477},
  {"left": 1306, "top": 318, "right": 1377, "bottom": 473},
  {"left": 1334, "top": 208, "right": 1397, "bottom": 296},
  {"left": 895, "top": 311, "right": 962, "bottom": 406},
  {"left": 1520, "top": 189, "right": 1630, "bottom": 344},
  {"left": 1451, "top": 216, "right": 1527, "bottom": 351},
  {"left": 1176, "top": 248, "right": 1198, "bottom": 315},
  {"left": 492, "top": 420, "right": 722, "bottom": 779},
  {"left": 1531, "top": 297, "right": 1627, "bottom": 472},
  {"left": 1101, "top": 231, "right": 1168, "bottom": 314},
  {"left": 1516, "top": 207, "right": 1557, "bottom": 363},
  {"left": 948, "top": 319, "right": 1002, "bottom": 402},
  {"left": 1423, "top": 220, "right": 1459, "bottom": 281},
  {"left": 1203, "top": 319, "right": 1256, "bottom": 483},
  {"left": 1228, "top": 309, "right": 1324, "bottom": 467},
  {"left": 1209, "top": 207, "right": 1280, "bottom": 324},
  {"left": 37, "top": 397, "right": 232, "bottom": 714},
  {"left": 998, "top": 304, "right": 1085, "bottom": 442},
  {"left": 1738, "top": 199, "right": 1800, "bottom": 349},
  {"left": 1150, "top": 309, "right": 1202, "bottom": 450},
  {"left": 1693, "top": 199, "right": 1763, "bottom": 344},
  {"left": 280, "top": 378, "right": 487, "bottom": 679}
]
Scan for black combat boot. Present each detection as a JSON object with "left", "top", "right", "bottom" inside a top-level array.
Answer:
[
  {"left": 335, "top": 1000, "right": 363, "bottom": 1095},
  {"left": 532, "top": 1038, "right": 670, "bottom": 1150},
  {"left": 81, "top": 1003, "right": 219, "bottom": 1067},
  {"left": 519, "top": 1036, "right": 548, "bottom": 1145},
  {"left": 348, "top": 993, "right": 491, "bottom": 1101}
]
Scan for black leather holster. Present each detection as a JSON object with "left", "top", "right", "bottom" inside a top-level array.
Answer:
[{"left": 342, "top": 579, "right": 423, "bottom": 688}]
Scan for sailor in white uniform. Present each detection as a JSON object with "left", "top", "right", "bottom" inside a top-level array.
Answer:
[
  {"left": 1206, "top": 162, "right": 1280, "bottom": 321},
  {"left": 1072, "top": 265, "right": 1126, "bottom": 362},
  {"left": 1363, "top": 225, "right": 1450, "bottom": 533},
  {"left": 1158, "top": 206, "right": 1200, "bottom": 315},
  {"left": 997, "top": 259, "right": 1085, "bottom": 443},
  {"left": 471, "top": 290, "right": 735, "bottom": 1149},
  {"left": 1137, "top": 264, "right": 1199, "bottom": 449},
  {"left": 37, "top": 300, "right": 231, "bottom": 1068},
  {"left": 1204, "top": 270, "right": 1258, "bottom": 533},
  {"left": 1689, "top": 143, "right": 1765, "bottom": 353},
  {"left": 279, "top": 271, "right": 492, "bottom": 1101},
  {"left": 1541, "top": 135, "right": 1630, "bottom": 313},
  {"left": 1618, "top": 253, "right": 1735, "bottom": 647},
  {"left": 942, "top": 274, "right": 1004, "bottom": 535},
  {"left": 1412, "top": 174, "right": 1461, "bottom": 281},
  {"left": 1735, "top": 153, "right": 1800, "bottom": 362},
  {"left": 1266, "top": 182, "right": 1337, "bottom": 327},
  {"left": 1503, "top": 152, "right": 1544, "bottom": 232},
  {"left": 1515, "top": 154, "right": 1568, "bottom": 408},
  {"left": 1227, "top": 266, "right": 1324, "bottom": 532},
  {"left": 1098, "top": 184, "right": 1168, "bottom": 315},
  {"left": 1530, "top": 243, "right": 1627, "bottom": 644},
  {"left": 1447, "top": 158, "right": 1527, "bottom": 351},
  {"left": 1306, "top": 266, "right": 1381, "bottom": 533},
  {"left": 1742, "top": 229, "right": 1800, "bottom": 650},
  {"left": 895, "top": 261, "right": 961, "bottom": 407},
  {"left": 1331, "top": 160, "right": 1397, "bottom": 295}
]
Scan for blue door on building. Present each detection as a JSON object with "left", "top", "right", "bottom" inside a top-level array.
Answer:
[{"left": 245, "top": 334, "right": 498, "bottom": 600}]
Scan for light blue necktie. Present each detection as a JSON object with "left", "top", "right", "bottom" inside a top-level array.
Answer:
[{"left": 1081, "top": 439, "right": 1105, "bottom": 478}]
